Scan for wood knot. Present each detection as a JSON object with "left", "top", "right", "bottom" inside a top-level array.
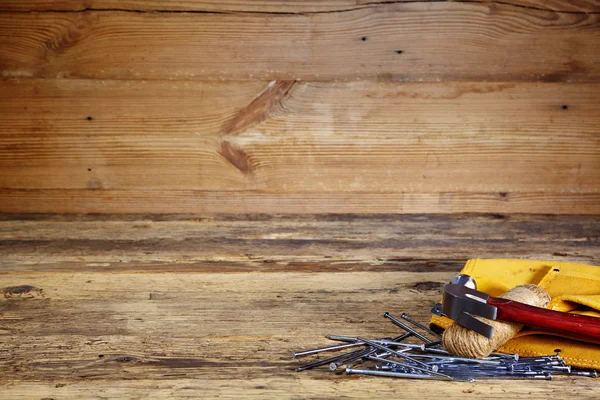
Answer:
[{"left": 219, "top": 141, "right": 252, "bottom": 174}]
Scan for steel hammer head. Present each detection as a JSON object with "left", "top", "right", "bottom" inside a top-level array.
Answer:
[{"left": 431, "top": 274, "right": 498, "bottom": 338}]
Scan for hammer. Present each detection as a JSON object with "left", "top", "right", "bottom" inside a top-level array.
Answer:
[{"left": 432, "top": 274, "right": 600, "bottom": 358}]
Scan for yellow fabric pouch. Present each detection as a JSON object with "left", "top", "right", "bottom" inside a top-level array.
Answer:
[{"left": 430, "top": 259, "right": 600, "bottom": 369}]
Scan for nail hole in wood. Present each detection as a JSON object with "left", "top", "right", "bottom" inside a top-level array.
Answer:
[
  {"left": 396, "top": 50, "right": 403, "bottom": 54},
  {"left": 87, "top": 116, "right": 93, "bottom": 121},
  {"left": 562, "top": 105, "right": 568, "bottom": 110},
  {"left": 361, "top": 37, "right": 367, "bottom": 41}
]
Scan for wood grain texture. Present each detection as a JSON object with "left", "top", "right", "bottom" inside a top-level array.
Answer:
[
  {"left": 1, "top": 79, "right": 598, "bottom": 214},
  {"left": 3, "top": 190, "right": 600, "bottom": 215},
  {"left": 1, "top": 271, "right": 599, "bottom": 398},
  {"left": 1, "top": 215, "right": 599, "bottom": 397},
  {"left": 3, "top": 378, "right": 599, "bottom": 400},
  {"left": 1, "top": 214, "right": 599, "bottom": 271},
  {"left": 1, "top": 0, "right": 598, "bottom": 13},
  {"left": 1, "top": 2, "right": 599, "bottom": 81}
]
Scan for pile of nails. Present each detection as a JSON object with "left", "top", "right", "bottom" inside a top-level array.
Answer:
[{"left": 292, "top": 312, "right": 599, "bottom": 381}]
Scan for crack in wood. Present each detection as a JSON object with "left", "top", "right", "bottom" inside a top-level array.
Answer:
[{"left": 0, "top": 1, "right": 596, "bottom": 15}]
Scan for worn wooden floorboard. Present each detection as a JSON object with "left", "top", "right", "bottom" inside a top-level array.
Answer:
[
  {"left": 1, "top": 214, "right": 599, "bottom": 271},
  {"left": 1, "top": 3, "right": 599, "bottom": 81},
  {"left": 3, "top": 378, "right": 600, "bottom": 400},
  {"left": 1, "top": 214, "right": 599, "bottom": 397},
  {"left": 1, "top": 271, "right": 599, "bottom": 398}
]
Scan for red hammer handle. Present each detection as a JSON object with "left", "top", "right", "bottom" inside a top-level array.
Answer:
[{"left": 488, "top": 297, "right": 600, "bottom": 344}]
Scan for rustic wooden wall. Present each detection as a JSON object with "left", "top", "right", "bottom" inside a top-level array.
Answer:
[{"left": 1, "top": 0, "right": 599, "bottom": 214}]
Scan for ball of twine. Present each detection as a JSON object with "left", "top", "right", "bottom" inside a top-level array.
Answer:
[{"left": 442, "top": 284, "right": 551, "bottom": 359}]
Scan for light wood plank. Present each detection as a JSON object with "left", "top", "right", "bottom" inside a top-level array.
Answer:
[
  {"left": 1, "top": 0, "right": 598, "bottom": 13},
  {"left": 1, "top": 3, "right": 599, "bottom": 81},
  {"left": 2, "top": 190, "right": 600, "bottom": 215},
  {"left": 1, "top": 80, "right": 598, "bottom": 211},
  {"left": 1, "top": 214, "right": 598, "bottom": 271}
]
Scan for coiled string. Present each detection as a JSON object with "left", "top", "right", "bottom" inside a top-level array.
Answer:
[{"left": 442, "top": 285, "right": 551, "bottom": 358}]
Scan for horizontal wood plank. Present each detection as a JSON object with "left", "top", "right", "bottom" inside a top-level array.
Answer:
[
  {"left": 3, "top": 378, "right": 599, "bottom": 400},
  {"left": 1, "top": 79, "right": 598, "bottom": 215},
  {"left": 2, "top": 191, "right": 600, "bottom": 215},
  {"left": 2, "top": 0, "right": 599, "bottom": 13},
  {"left": 1, "top": 3, "right": 599, "bottom": 81},
  {"left": 1, "top": 270, "right": 599, "bottom": 398},
  {"left": 1, "top": 214, "right": 599, "bottom": 271}
]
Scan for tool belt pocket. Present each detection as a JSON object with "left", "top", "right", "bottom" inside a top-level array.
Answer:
[
  {"left": 537, "top": 266, "right": 600, "bottom": 316},
  {"left": 430, "top": 259, "right": 600, "bottom": 369}
]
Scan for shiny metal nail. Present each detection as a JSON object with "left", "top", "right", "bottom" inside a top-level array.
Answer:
[
  {"left": 383, "top": 312, "right": 433, "bottom": 343},
  {"left": 346, "top": 367, "right": 448, "bottom": 380},
  {"left": 293, "top": 342, "right": 364, "bottom": 358},
  {"left": 400, "top": 313, "right": 442, "bottom": 339},
  {"left": 356, "top": 337, "right": 430, "bottom": 368},
  {"left": 295, "top": 347, "right": 368, "bottom": 372},
  {"left": 329, "top": 347, "right": 377, "bottom": 371}
]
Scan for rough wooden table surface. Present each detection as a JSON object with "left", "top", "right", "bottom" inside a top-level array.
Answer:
[{"left": 1, "top": 214, "right": 599, "bottom": 398}]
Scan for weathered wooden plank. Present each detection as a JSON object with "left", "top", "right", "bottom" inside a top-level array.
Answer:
[
  {"left": 1, "top": 3, "right": 599, "bottom": 81},
  {"left": 3, "top": 378, "right": 600, "bottom": 400},
  {"left": 0, "top": 271, "right": 448, "bottom": 380},
  {"left": 1, "top": 214, "right": 598, "bottom": 271},
  {"left": 1, "top": 0, "right": 598, "bottom": 13},
  {"left": 1, "top": 80, "right": 598, "bottom": 215},
  {"left": 1, "top": 271, "right": 598, "bottom": 398}
]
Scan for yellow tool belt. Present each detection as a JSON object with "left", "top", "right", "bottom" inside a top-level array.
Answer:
[{"left": 430, "top": 259, "right": 600, "bottom": 369}]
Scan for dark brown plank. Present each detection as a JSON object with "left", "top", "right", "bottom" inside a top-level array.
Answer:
[
  {"left": 1, "top": 214, "right": 598, "bottom": 272},
  {"left": 1, "top": 3, "right": 599, "bottom": 81}
]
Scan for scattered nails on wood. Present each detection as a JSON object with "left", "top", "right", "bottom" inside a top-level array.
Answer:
[{"left": 292, "top": 312, "right": 598, "bottom": 381}]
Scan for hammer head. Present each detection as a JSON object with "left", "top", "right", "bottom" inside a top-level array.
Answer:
[{"left": 431, "top": 274, "right": 498, "bottom": 338}]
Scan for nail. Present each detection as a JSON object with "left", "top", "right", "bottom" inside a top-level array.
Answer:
[
  {"left": 375, "top": 341, "right": 426, "bottom": 351},
  {"left": 367, "top": 355, "right": 452, "bottom": 379},
  {"left": 383, "top": 312, "right": 433, "bottom": 343},
  {"left": 295, "top": 347, "right": 368, "bottom": 372},
  {"left": 326, "top": 335, "right": 359, "bottom": 343},
  {"left": 466, "top": 374, "right": 552, "bottom": 381},
  {"left": 421, "top": 355, "right": 501, "bottom": 365},
  {"left": 356, "top": 337, "right": 430, "bottom": 369},
  {"left": 346, "top": 367, "right": 448, "bottom": 380},
  {"left": 400, "top": 313, "right": 442, "bottom": 339},
  {"left": 329, "top": 347, "right": 377, "bottom": 371},
  {"left": 293, "top": 342, "right": 364, "bottom": 358},
  {"left": 569, "top": 370, "right": 598, "bottom": 377}
]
